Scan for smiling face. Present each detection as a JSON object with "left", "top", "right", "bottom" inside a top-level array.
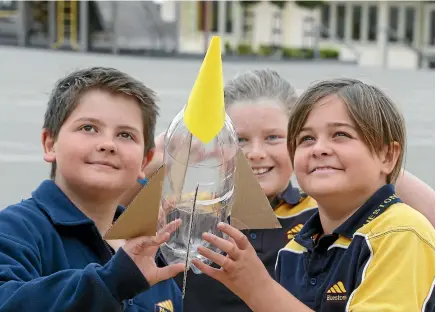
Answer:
[
  {"left": 228, "top": 102, "right": 293, "bottom": 198},
  {"left": 43, "top": 89, "right": 150, "bottom": 197},
  {"left": 293, "top": 94, "right": 392, "bottom": 202}
]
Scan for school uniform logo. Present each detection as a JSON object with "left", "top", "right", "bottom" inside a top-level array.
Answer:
[
  {"left": 155, "top": 300, "right": 174, "bottom": 312},
  {"left": 326, "top": 281, "right": 348, "bottom": 301},
  {"left": 286, "top": 224, "right": 304, "bottom": 240}
]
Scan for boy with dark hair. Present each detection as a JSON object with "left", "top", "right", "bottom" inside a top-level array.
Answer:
[{"left": 0, "top": 67, "right": 185, "bottom": 311}]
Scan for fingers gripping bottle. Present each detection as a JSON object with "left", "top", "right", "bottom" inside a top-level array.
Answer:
[{"left": 158, "top": 36, "right": 238, "bottom": 274}]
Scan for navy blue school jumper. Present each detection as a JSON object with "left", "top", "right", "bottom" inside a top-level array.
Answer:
[{"left": 0, "top": 180, "right": 182, "bottom": 312}]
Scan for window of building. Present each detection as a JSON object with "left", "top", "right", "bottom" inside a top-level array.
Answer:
[
  {"left": 367, "top": 5, "right": 378, "bottom": 41},
  {"left": 388, "top": 6, "right": 399, "bottom": 42},
  {"left": 242, "top": 9, "right": 253, "bottom": 41},
  {"left": 336, "top": 4, "right": 345, "bottom": 39},
  {"left": 352, "top": 5, "right": 362, "bottom": 40},
  {"left": 404, "top": 7, "right": 416, "bottom": 44},
  {"left": 271, "top": 10, "right": 283, "bottom": 46},
  {"left": 321, "top": 4, "right": 330, "bottom": 38}
]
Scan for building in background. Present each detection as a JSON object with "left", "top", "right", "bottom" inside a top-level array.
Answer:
[
  {"left": 161, "top": 0, "right": 434, "bottom": 69},
  {"left": 0, "top": 1, "right": 434, "bottom": 69},
  {"left": 0, "top": 1, "right": 177, "bottom": 53}
]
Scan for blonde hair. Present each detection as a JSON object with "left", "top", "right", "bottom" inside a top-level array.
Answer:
[
  {"left": 287, "top": 78, "right": 406, "bottom": 183},
  {"left": 224, "top": 69, "right": 298, "bottom": 115}
]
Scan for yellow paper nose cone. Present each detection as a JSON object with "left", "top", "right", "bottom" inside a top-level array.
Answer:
[{"left": 183, "top": 36, "right": 224, "bottom": 143}]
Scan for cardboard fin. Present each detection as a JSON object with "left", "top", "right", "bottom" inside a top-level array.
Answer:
[
  {"left": 230, "top": 149, "right": 282, "bottom": 230},
  {"left": 103, "top": 165, "right": 166, "bottom": 240}
]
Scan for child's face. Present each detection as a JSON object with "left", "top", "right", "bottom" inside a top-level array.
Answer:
[
  {"left": 228, "top": 102, "right": 292, "bottom": 198},
  {"left": 43, "top": 89, "right": 150, "bottom": 196},
  {"left": 293, "top": 94, "right": 389, "bottom": 201}
]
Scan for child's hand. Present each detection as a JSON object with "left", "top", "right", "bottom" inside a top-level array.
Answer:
[
  {"left": 122, "top": 219, "right": 185, "bottom": 286},
  {"left": 192, "top": 222, "right": 273, "bottom": 304}
]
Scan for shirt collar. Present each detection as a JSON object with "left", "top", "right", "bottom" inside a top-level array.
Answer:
[
  {"left": 32, "top": 180, "right": 125, "bottom": 227},
  {"left": 295, "top": 184, "right": 401, "bottom": 248},
  {"left": 270, "top": 182, "right": 303, "bottom": 208}
]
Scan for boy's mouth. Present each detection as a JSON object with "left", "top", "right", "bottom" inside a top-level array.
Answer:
[
  {"left": 252, "top": 167, "right": 273, "bottom": 176},
  {"left": 310, "top": 166, "right": 341, "bottom": 173},
  {"left": 87, "top": 161, "right": 119, "bottom": 170}
]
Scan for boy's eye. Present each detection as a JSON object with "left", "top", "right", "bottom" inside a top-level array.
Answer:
[
  {"left": 119, "top": 132, "right": 133, "bottom": 140},
  {"left": 298, "top": 135, "right": 314, "bottom": 143},
  {"left": 334, "top": 132, "right": 351, "bottom": 138},
  {"left": 238, "top": 137, "right": 248, "bottom": 144},
  {"left": 81, "top": 125, "right": 96, "bottom": 132},
  {"left": 266, "top": 135, "right": 279, "bottom": 141}
]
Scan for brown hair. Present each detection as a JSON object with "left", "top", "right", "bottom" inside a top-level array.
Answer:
[
  {"left": 43, "top": 67, "right": 158, "bottom": 179},
  {"left": 287, "top": 78, "right": 406, "bottom": 183}
]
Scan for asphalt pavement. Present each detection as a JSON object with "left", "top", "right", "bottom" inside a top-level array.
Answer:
[{"left": 0, "top": 46, "right": 433, "bottom": 208}]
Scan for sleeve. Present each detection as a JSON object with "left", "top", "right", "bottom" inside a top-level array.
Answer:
[
  {"left": 346, "top": 229, "right": 435, "bottom": 312},
  {"left": 0, "top": 233, "right": 150, "bottom": 312}
]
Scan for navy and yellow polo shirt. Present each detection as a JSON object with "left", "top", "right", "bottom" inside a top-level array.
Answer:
[
  {"left": 276, "top": 184, "right": 435, "bottom": 312},
  {"left": 272, "top": 185, "right": 318, "bottom": 243},
  {"left": 172, "top": 183, "right": 318, "bottom": 312}
]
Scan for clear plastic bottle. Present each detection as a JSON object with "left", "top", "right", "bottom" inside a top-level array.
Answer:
[{"left": 158, "top": 108, "right": 238, "bottom": 273}]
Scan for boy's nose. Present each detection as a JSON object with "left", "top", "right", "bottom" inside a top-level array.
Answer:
[
  {"left": 311, "top": 139, "right": 332, "bottom": 157},
  {"left": 97, "top": 140, "right": 117, "bottom": 154},
  {"left": 246, "top": 144, "right": 266, "bottom": 161}
]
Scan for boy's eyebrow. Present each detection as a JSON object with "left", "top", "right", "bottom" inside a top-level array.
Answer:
[
  {"left": 264, "top": 128, "right": 286, "bottom": 133},
  {"left": 74, "top": 117, "right": 141, "bottom": 133},
  {"left": 328, "top": 122, "right": 356, "bottom": 130},
  {"left": 300, "top": 122, "right": 356, "bottom": 132},
  {"left": 74, "top": 117, "right": 103, "bottom": 125}
]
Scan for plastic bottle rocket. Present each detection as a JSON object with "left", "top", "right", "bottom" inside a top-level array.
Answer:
[
  {"left": 103, "top": 36, "right": 281, "bottom": 290},
  {"left": 103, "top": 35, "right": 280, "bottom": 289},
  {"left": 158, "top": 36, "right": 239, "bottom": 274}
]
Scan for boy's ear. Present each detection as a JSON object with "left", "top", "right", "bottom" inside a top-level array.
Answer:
[
  {"left": 42, "top": 129, "right": 56, "bottom": 163},
  {"left": 380, "top": 142, "right": 401, "bottom": 176},
  {"left": 138, "top": 148, "right": 155, "bottom": 179}
]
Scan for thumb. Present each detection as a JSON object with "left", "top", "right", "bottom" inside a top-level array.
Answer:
[{"left": 156, "top": 263, "right": 185, "bottom": 282}]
